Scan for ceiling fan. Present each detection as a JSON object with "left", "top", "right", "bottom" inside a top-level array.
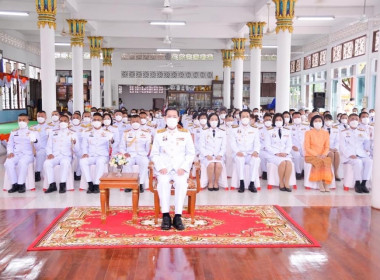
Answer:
[
  {"left": 264, "top": 2, "right": 275, "bottom": 35},
  {"left": 161, "top": 0, "right": 199, "bottom": 15},
  {"left": 349, "top": 0, "right": 379, "bottom": 26}
]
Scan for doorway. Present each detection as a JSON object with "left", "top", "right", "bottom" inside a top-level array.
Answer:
[{"left": 153, "top": 98, "right": 165, "bottom": 110}]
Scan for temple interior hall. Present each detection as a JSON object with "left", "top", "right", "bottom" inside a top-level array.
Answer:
[{"left": 0, "top": 0, "right": 380, "bottom": 279}]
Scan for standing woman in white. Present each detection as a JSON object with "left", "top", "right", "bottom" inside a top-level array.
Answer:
[
  {"left": 200, "top": 113, "right": 226, "bottom": 191},
  {"left": 264, "top": 113, "right": 293, "bottom": 192}
]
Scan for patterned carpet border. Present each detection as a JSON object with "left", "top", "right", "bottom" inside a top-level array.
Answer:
[{"left": 28, "top": 205, "right": 320, "bottom": 251}]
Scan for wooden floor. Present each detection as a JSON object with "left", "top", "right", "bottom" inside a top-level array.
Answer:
[{"left": 1, "top": 207, "right": 380, "bottom": 280}]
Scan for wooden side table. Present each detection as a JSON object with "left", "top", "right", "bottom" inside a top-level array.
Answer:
[{"left": 99, "top": 172, "right": 139, "bottom": 223}]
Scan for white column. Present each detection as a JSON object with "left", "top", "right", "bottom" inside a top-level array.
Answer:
[
  {"left": 275, "top": 30, "right": 291, "bottom": 112},
  {"left": 371, "top": 51, "right": 380, "bottom": 209},
  {"left": 223, "top": 67, "right": 231, "bottom": 108},
  {"left": 234, "top": 59, "right": 244, "bottom": 110},
  {"left": 72, "top": 46, "right": 84, "bottom": 112},
  {"left": 104, "top": 65, "right": 112, "bottom": 108},
  {"left": 40, "top": 25, "right": 56, "bottom": 117},
  {"left": 250, "top": 48, "right": 261, "bottom": 109},
  {"left": 91, "top": 57, "right": 100, "bottom": 108}
]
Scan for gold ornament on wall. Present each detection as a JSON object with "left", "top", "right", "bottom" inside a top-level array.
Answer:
[
  {"left": 102, "top": 48, "right": 114, "bottom": 66},
  {"left": 221, "top": 49, "right": 233, "bottom": 67},
  {"left": 36, "top": 0, "right": 57, "bottom": 29},
  {"left": 88, "top": 36, "right": 103, "bottom": 58},
  {"left": 231, "top": 38, "right": 247, "bottom": 60},
  {"left": 272, "top": 0, "right": 297, "bottom": 34},
  {"left": 247, "top": 22, "right": 266, "bottom": 49},
  {"left": 67, "top": 19, "right": 87, "bottom": 47}
]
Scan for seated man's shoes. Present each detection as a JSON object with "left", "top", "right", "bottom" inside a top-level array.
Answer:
[
  {"left": 92, "top": 184, "right": 100, "bottom": 194},
  {"left": 139, "top": 184, "right": 144, "bottom": 193},
  {"left": 248, "top": 182, "right": 257, "bottom": 193},
  {"left": 124, "top": 188, "right": 132, "bottom": 193},
  {"left": 45, "top": 183, "right": 57, "bottom": 193},
  {"left": 18, "top": 183, "right": 26, "bottom": 193},
  {"left": 361, "top": 182, "right": 370, "bottom": 193},
  {"left": 161, "top": 216, "right": 172, "bottom": 230},
  {"left": 59, "top": 182, "right": 66, "bottom": 193},
  {"left": 8, "top": 184, "right": 19, "bottom": 193},
  {"left": 35, "top": 172, "right": 41, "bottom": 182},
  {"left": 354, "top": 181, "right": 363, "bottom": 193},
  {"left": 87, "top": 182, "right": 94, "bottom": 194},
  {"left": 261, "top": 172, "right": 267, "bottom": 180},
  {"left": 173, "top": 215, "right": 185, "bottom": 231},
  {"left": 238, "top": 180, "right": 245, "bottom": 193}
]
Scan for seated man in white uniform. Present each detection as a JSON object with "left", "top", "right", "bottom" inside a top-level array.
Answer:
[
  {"left": 70, "top": 112, "right": 86, "bottom": 180},
  {"left": 47, "top": 111, "right": 60, "bottom": 130},
  {"left": 31, "top": 110, "right": 49, "bottom": 182},
  {"left": 151, "top": 108, "right": 195, "bottom": 231},
  {"left": 119, "top": 114, "right": 152, "bottom": 193},
  {"left": 230, "top": 110, "right": 261, "bottom": 193},
  {"left": 44, "top": 115, "right": 78, "bottom": 194},
  {"left": 339, "top": 113, "right": 372, "bottom": 193},
  {"left": 259, "top": 113, "right": 273, "bottom": 180},
  {"left": 5, "top": 113, "right": 38, "bottom": 193},
  {"left": 290, "top": 112, "right": 309, "bottom": 179},
  {"left": 80, "top": 113, "right": 114, "bottom": 194}
]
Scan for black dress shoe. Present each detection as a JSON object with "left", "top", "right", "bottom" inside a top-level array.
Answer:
[
  {"left": 285, "top": 187, "right": 292, "bottom": 192},
  {"left": 262, "top": 172, "right": 267, "bottom": 180},
  {"left": 238, "top": 180, "right": 245, "bottom": 193},
  {"left": 8, "top": 184, "right": 19, "bottom": 193},
  {"left": 208, "top": 187, "right": 214, "bottom": 191},
  {"left": 18, "top": 184, "right": 26, "bottom": 193},
  {"left": 87, "top": 182, "right": 94, "bottom": 194},
  {"left": 92, "top": 185, "right": 100, "bottom": 194},
  {"left": 213, "top": 187, "right": 219, "bottom": 191},
  {"left": 139, "top": 184, "right": 144, "bottom": 193},
  {"left": 161, "top": 216, "right": 172, "bottom": 230},
  {"left": 124, "top": 188, "right": 132, "bottom": 193},
  {"left": 361, "top": 182, "right": 370, "bottom": 193},
  {"left": 279, "top": 187, "right": 286, "bottom": 191},
  {"left": 296, "top": 173, "right": 302, "bottom": 180},
  {"left": 59, "top": 182, "right": 66, "bottom": 193},
  {"left": 173, "top": 215, "right": 185, "bottom": 231},
  {"left": 335, "top": 177, "right": 341, "bottom": 182},
  {"left": 74, "top": 173, "right": 81, "bottom": 181},
  {"left": 45, "top": 183, "right": 57, "bottom": 193},
  {"left": 35, "top": 172, "right": 41, "bottom": 182},
  {"left": 248, "top": 182, "right": 257, "bottom": 193},
  {"left": 354, "top": 181, "right": 363, "bottom": 193}
]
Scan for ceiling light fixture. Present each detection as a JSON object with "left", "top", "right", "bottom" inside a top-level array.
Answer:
[
  {"left": 55, "top": 43, "right": 71, "bottom": 46},
  {"left": 0, "top": 11, "right": 29, "bottom": 16},
  {"left": 262, "top": 46, "right": 278, "bottom": 49},
  {"left": 150, "top": 21, "right": 186, "bottom": 26},
  {"left": 157, "top": 48, "right": 180, "bottom": 52},
  {"left": 297, "top": 16, "right": 335, "bottom": 21}
]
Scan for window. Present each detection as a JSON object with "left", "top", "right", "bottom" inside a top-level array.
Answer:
[{"left": 1, "top": 58, "right": 26, "bottom": 110}]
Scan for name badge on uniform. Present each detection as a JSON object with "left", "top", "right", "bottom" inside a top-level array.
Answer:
[{"left": 163, "top": 136, "right": 168, "bottom": 141}]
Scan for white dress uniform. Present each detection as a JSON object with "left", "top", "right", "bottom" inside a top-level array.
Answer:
[
  {"left": 230, "top": 124, "right": 261, "bottom": 182},
  {"left": 114, "top": 121, "right": 131, "bottom": 139},
  {"left": 324, "top": 125, "right": 340, "bottom": 150},
  {"left": 141, "top": 122, "right": 156, "bottom": 138},
  {"left": 119, "top": 128, "right": 152, "bottom": 186},
  {"left": 259, "top": 126, "right": 272, "bottom": 173},
  {"left": 47, "top": 121, "right": 60, "bottom": 131},
  {"left": 154, "top": 116, "right": 166, "bottom": 129},
  {"left": 264, "top": 126, "right": 293, "bottom": 165},
  {"left": 290, "top": 123, "right": 309, "bottom": 174},
  {"left": 192, "top": 125, "right": 207, "bottom": 157},
  {"left": 80, "top": 127, "right": 113, "bottom": 185},
  {"left": 151, "top": 127, "right": 195, "bottom": 214},
  {"left": 4, "top": 127, "right": 37, "bottom": 185},
  {"left": 337, "top": 122, "right": 349, "bottom": 131},
  {"left": 220, "top": 123, "right": 234, "bottom": 177},
  {"left": 30, "top": 122, "right": 49, "bottom": 175},
  {"left": 199, "top": 127, "right": 226, "bottom": 166},
  {"left": 44, "top": 128, "right": 77, "bottom": 184},
  {"left": 70, "top": 123, "right": 89, "bottom": 177},
  {"left": 104, "top": 125, "right": 120, "bottom": 155},
  {"left": 339, "top": 127, "right": 373, "bottom": 181}
]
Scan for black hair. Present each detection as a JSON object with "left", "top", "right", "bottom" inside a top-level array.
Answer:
[
  {"left": 239, "top": 109, "right": 251, "bottom": 118},
  {"left": 324, "top": 114, "right": 333, "bottom": 120},
  {"left": 165, "top": 107, "right": 179, "bottom": 116},
  {"left": 272, "top": 113, "right": 284, "bottom": 127},
  {"left": 18, "top": 113, "right": 28, "bottom": 117},
  {"left": 207, "top": 113, "right": 220, "bottom": 128},
  {"left": 60, "top": 115, "right": 70, "bottom": 122},
  {"left": 263, "top": 113, "right": 272, "bottom": 120},
  {"left": 292, "top": 111, "right": 301, "bottom": 117},
  {"left": 37, "top": 110, "right": 46, "bottom": 114},
  {"left": 198, "top": 112, "right": 208, "bottom": 120},
  {"left": 92, "top": 112, "right": 103, "bottom": 119},
  {"left": 348, "top": 113, "right": 359, "bottom": 118},
  {"left": 359, "top": 112, "right": 369, "bottom": 118},
  {"left": 310, "top": 115, "right": 324, "bottom": 128}
]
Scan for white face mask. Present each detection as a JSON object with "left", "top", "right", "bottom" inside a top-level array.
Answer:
[
  {"left": 284, "top": 117, "right": 290, "bottom": 124},
  {"left": 131, "top": 122, "right": 141, "bottom": 130},
  {"left": 241, "top": 118, "right": 250, "bottom": 126},
  {"left": 219, "top": 114, "right": 226, "bottom": 120},
  {"left": 60, "top": 122, "right": 68, "bottom": 129},
  {"left": 140, "top": 119, "right": 147, "bottom": 125},
  {"left": 193, "top": 119, "right": 200, "bottom": 126},
  {"left": 83, "top": 117, "right": 91, "bottom": 123},
  {"left": 166, "top": 118, "right": 178, "bottom": 129},
  {"left": 253, "top": 112, "right": 259, "bottom": 116},
  {"left": 52, "top": 115, "right": 59, "bottom": 122},
  {"left": 361, "top": 118, "right": 369, "bottom": 125},
  {"left": 313, "top": 122, "right": 323, "bottom": 130},
  {"left": 264, "top": 121, "right": 272, "bottom": 128},
  {"left": 341, "top": 119, "right": 348, "bottom": 124},
  {"left": 370, "top": 112, "right": 375, "bottom": 117},
  {"left": 226, "top": 121, "right": 234, "bottom": 127},
  {"left": 210, "top": 121, "right": 218, "bottom": 128},
  {"left": 37, "top": 117, "right": 45, "bottom": 124},
  {"left": 18, "top": 121, "right": 27, "bottom": 129},
  {"left": 301, "top": 115, "right": 307, "bottom": 121},
  {"left": 115, "top": 115, "right": 122, "bottom": 122},
  {"left": 325, "top": 120, "right": 333, "bottom": 127},
  {"left": 200, "top": 119, "right": 207, "bottom": 125},
  {"left": 293, "top": 118, "right": 301, "bottom": 125},
  {"left": 103, "top": 119, "right": 111, "bottom": 126},
  {"left": 72, "top": 119, "right": 80, "bottom": 126},
  {"left": 122, "top": 117, "right": 128, "bottom": 123},
  {"left": 235, "top": 115, "right": 240, "bottom": 120},
  {"left": 92, "top": 121, "right": 102, "bottom": 129},
  {"left": 275, "top": 121, "right": 283, "bottom": 128},
  {"left": 350, "top": 120, "right": 359, "bottom": 128},
  {"left": 98, "top": 112, "right": 103, "bottom": 116}
]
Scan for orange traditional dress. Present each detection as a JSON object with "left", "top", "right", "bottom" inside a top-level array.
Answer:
[{"left": 304, "top": 128, "right": 333, "bottom": 184}]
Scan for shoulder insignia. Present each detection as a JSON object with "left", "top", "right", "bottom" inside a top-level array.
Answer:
[
  {"left": 69, "top": 128, "right": 76, "bottom": 132},
  {"left": 203, "top": 127, "right": 208, "bottom": 130},
  {"left": 157, "top": 128, "right": 166, "bottom": 134},
  {"left": 218, "top": 128, "right": 225, "bottom": 131},
  {"left": 267, "top": 127, "right": 273, "bottom": 130},
  {"left": 283, "top": 127, "right": 290, "bottom": 130},
  {"left": 258, "top": 127, "right": 263, "bottom": 130},
  {"left": 12, "top": 128, "right": 19, "bottom": 132},
  {"left": 124, "top": 129, "right": 131, "bottom": 133},
  {"left": 370, "top": 123, "right": 375, "bottom": 126},
  {"left": 179, "top": 128, "right": 189, "bottom": 132},
  {"left": 53, "top": 129, "right": 59, "bottom": 132},
  {"left": 112, "top": 125, "right": 117, "bottom": 128},
  {"left": 342, "top": 129, "right": 348, "bottom": 132},
  {"left": 250, "top": 124, "right": 257, "bottom": 128},
  {"left": 48, "top": 122, "right": 54, "bottom": 126},
  {"left": 358, "top": 128, "right": 365, "bottom": 131},
  {"left": 142, "top": 129, "right": 149, "bottom": 133},
  {"left": 302, "top": 122, "right": 309, "bottom": 125},
  {"left": 81, "top": 124, "right": 87, "bottom": 128},
  {"left": 85, "top": 128, "right": 92, "bottom": 132},
  {"left": 232, "top": 125, "right": 239, "bottom": 128},
  {"left": 188, "top": 123, "right": 194, "bottom": 126},
  {"left": 288, "top": 123, "right": 293, "bottom": 126},
  {"left": 332, "top": 125, "right": 339, "bottom": 128}
]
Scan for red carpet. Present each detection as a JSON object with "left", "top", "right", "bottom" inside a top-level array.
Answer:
[{"left": 28, "top": 205, "right": 320, "bottom": 251}]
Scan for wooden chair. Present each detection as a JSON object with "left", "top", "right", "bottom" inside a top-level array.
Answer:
[{"left": 148, "top": 161, "right": 201, "bottom": 224}]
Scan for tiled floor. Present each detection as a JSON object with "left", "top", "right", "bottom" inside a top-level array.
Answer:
[{"left": 0, "top": 155, "right": 372, "bottom": 210}]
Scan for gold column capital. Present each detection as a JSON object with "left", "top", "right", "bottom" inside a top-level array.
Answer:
[
  {"left": 88, "top": 36, "right": 103, "bottom": 58},
  {"left": 102, "top": 48, "right": 114, "bottom": 66},
  {"left": 247, "top": 22, "right": 266, "bottom": 49},
  {"left": 36, "top": 0, "right": 57, "bottom": 29},
  {"left": 221, "top": 49, "right": 233, "bottom": 68},
  {"left": 272, "top": 0, "right": 297, "bottom": 33},
  {"left": 67, "top": 19, "right": 87, "bottom": 47},
  {"left": 231, "top": 38, "right": 247, "bottom": 60}
]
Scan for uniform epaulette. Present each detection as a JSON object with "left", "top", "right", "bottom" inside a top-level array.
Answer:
[
  {"left": 69, "top": 128, "right": 76, "bottom": 132},
  {"left": 53, "top": 129, "right": 59, "bottom": 131},
  {"left": 358, "top": 128, "right": 365, "bottom": 131},
  {"left": 12, "top": 128, "right": 19, "bottom": 132},
  {"left": 370, "top": 123, "right": 375, "bottom": 126},
  {"left": 287, "top": 123, "right": 293, "bottom": 126},
  {"left": 283, "top": 127, "right": 290, "bottom": 130},
  {"left": 85, "top": 128, "right": 92, "bottom": 132},
  {"left": 157, "top": 128, "right": 166, "bottom": 133},
  {"left": 302, "top": 122, "right": 309, "bottom": 125},
  {"left": 188, "top": 123, "right": 194, "bottom": 126},
  {"left": 250, "top": 124, "right": 257, "bottom": 128},
  {"left": 332, "top": 125, "right": 339, "bottom": 128},
  {"left": 141, "top": 129, "right": 149, "bottom": 133},
  {"left": 124, "top": 129, "right": 131, "bottom": 133},
  {"left": 112, "top": 125, "right": 117, "bottom": 128},
  {"left": 232, "top": 125, "right": 239, "bottom": 128},
  {"left": 218, "top": 127, "right": 225, "bottom": 131},
  {"left": 258, "top": 127, "right": 263, "bottom": 130},
  {"left": 203, "top": 127, "right": 208, "bottom": 130},
  {"left": 179, "top": 128, "right": 189, "bottom": 132},
  {"left": 81, "top": 124, "right": 89, "bottom": 128},
  {"left": 267, "top": 127, "right": 273, "bottom": 130},
  {"left": 47, "top": 122, "right": 54, "bottom": 126},
  {"left": 342, "top": 129, "right": 348, "bottom": 132}
]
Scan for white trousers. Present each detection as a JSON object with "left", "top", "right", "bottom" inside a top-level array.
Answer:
[
  {"left": 125, "top": 155, "right": 149, "bottom": 185},
  {"left": 157, "top": 171, "right": 189, "bottom": 214},
  {"left": 35, "top": 148, "right": 46, "bottom": 172},
  {"left": 344, "top": 157, "right": 372, "bottom": 181},
  {"left": 4, "top": 154, "right": 34, "bottom": 184},
  {"left": 80, "top": 156, "right": 108, "bottom": 184},
  {"left": 74, "top": 151, "right": 82, "bottom": 176},
  {"left": 259, "top": 151, "right": 271, "bottom": 172},
  {"left": 234, "top": 155, "right": 260, "bottom": 181},
  {"left": 291, "top": 149, "right": 303, "bottom": 174},
  {"left": 43, "top": 155, "right": 71, "bottom": 184}
]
